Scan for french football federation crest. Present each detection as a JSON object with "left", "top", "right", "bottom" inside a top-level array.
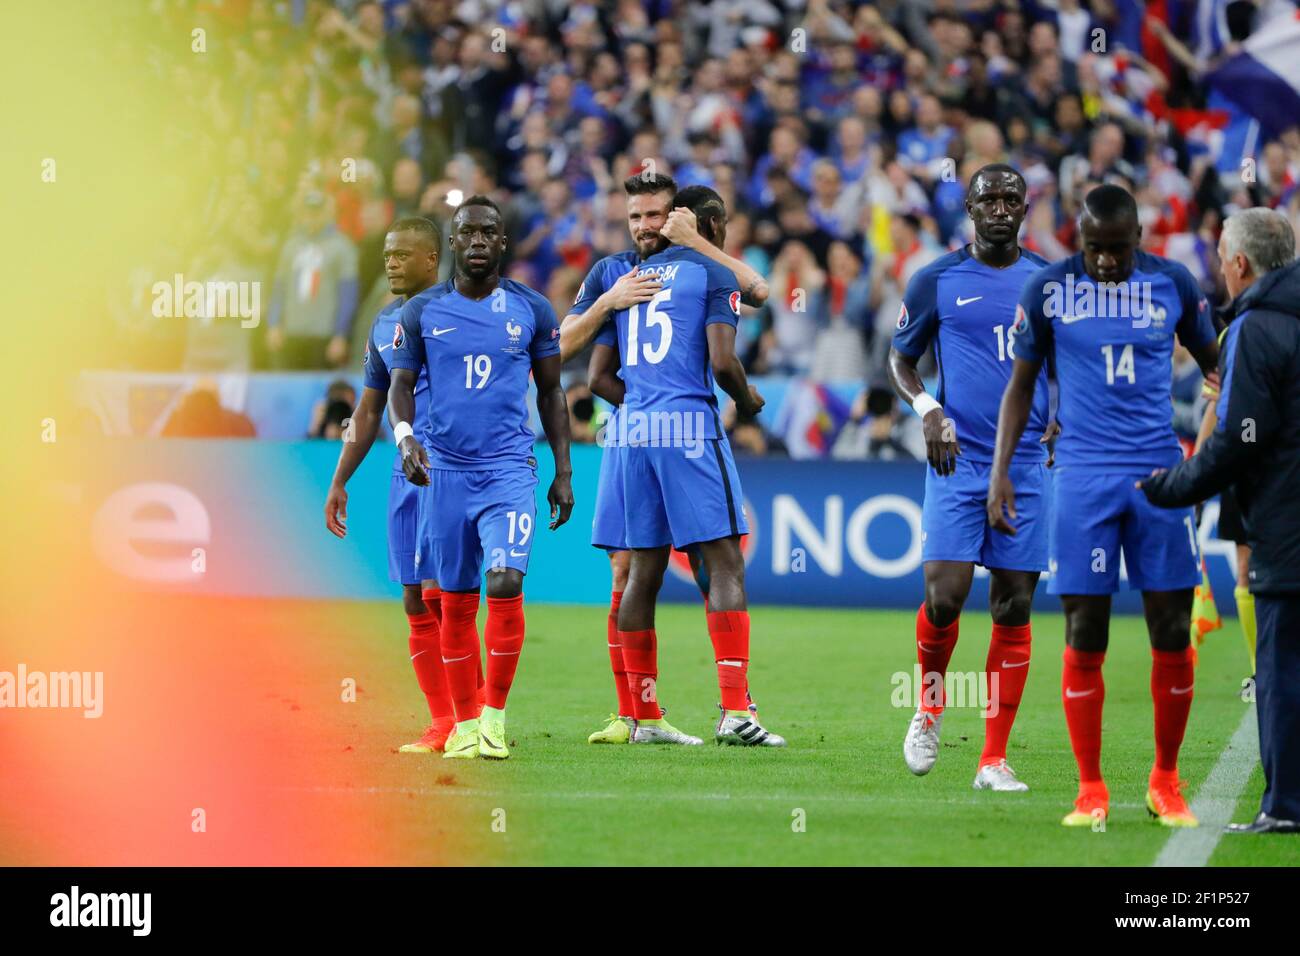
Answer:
[
  {"left": 506, "top": 320, "right": 522, "bottom": 344},
  {"left": 896, "top": 302, "right": 910, "bottom": 330}
]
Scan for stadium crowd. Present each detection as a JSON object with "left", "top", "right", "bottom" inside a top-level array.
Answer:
[{"left": 122, "top": 0, "right": 1300, "bottom": 455}]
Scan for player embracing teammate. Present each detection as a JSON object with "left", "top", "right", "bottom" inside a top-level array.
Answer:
[
  {"left": 560, "top": 172, "right": 771, "bottom": 745},
  {"left": 889, "top": 165, "right": 1053, "bottom": 792},
  {"left": 590, "top": 185, "right": 785, "bottom": 746}
]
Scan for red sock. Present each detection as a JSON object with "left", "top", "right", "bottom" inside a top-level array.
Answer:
[
  {"left": 1062, "top": 647, "right": 1106, "bottom": 783},
  {"left": 916, "top": 603, "right": 960, "bottom": 714},
  {"left": 980, "top": 622, "right": 1031, "bottom": 766},
  {"left": 606, "top": 591, "right": 635, "bottom": 716},
  {"left": 484, "top": 595, "right": 525, "bottom": 710},
  {"left": 407, "top": 600, "right": 452, "bottom": 722},
  {"left": 707, "top": 609, "right": 750, "bottom": 712},
  {"left": 620, "top": 628, "right": 662, "bottom": 720},
  {"left": 1151, "top": 646, "right": 1194, "bottom": 774},
  {"left": 439, "top": 591, "right": 482, "bottom": 722}
]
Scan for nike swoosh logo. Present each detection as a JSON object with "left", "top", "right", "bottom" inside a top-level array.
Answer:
[
  {"left": 431, "top": 327, "right": 456, "bottom": 336},
  {"left": 489, "top": 649, "right": 519, "bottom": 657},
  {"left": 378, "top": 343, "right": 393, "bottom": 352},
  {"left": 509, "top": 549, "right": 527, "bottom": 557},
  {"left": 1061, "top": 313, "right": 1089, "bottom": 324},
  {"left": 607, "top": 643, "right": 621, "bottom": 648},
  {"left": 442, "top": 653, "right": 474, "bottom": 664},
  {"left": 1171, "top": 685, "right": 1194, "bottom": 695},
  {"left": 1001, "top": 659, "right": 1030, "bottom": 669},
  {"left": 1065, "top": 687, "right": 1096, "bottom": 698},
  {"left": 410, "top": 650, "right": 427, "bottom": 660},
  {"left": 718, "top": 660, "right": 744, "bottom": 667},
  {"left": 956, "top": 296, "right": 982, "bottom": 306}
]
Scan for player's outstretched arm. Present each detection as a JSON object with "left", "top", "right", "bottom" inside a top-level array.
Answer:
[
  {"left": 662, "top": 207, "right": 769, "bottom": 306},
  {"left": 587, "top": 342, "right": 625, "bottom": 407},
  {"left": 987, "top": 357, "right": 1043, "bottom": 535},
  {"left": 559, "top": 269, "right": 662, "bottom": 362},
  {"left": 707, "top": 322, "right": 763, "bottom": 418},
  {"left": 533, "top": 353, "right": 574, "bottom": 530},
  {"left": 388, "top": 367, "right": 430, "bottom": 486},
  {"left": 324, "top": 386, "right": 386, "bottom": 538},
  {"left": 888, "top": 346, "right": 960, "bottom": 476}
]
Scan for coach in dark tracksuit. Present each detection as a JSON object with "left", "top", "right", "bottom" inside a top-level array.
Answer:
[{"left": 1141, "top": 209, "right": 1300, "bottom": 834}]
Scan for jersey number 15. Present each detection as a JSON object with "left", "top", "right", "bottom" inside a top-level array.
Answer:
[{"left": 626, "top": 289, "right": 673, "bottom": 366}]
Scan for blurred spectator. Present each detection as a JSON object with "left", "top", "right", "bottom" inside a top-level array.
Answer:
[
  {"left": 566, "top": 380, "right": 598, "bottom": 445},
  {"left": 266, "top": 191, "right": 360, "bottom": 369},
  {"left": 161, "top": 381, "right": 256, "bottom": 438},
  {"left": 832, "top": 386, "right": 922, "bottom": 461},
  {"left": 308, "top": 380, "right": 357, "bottom": 439}
]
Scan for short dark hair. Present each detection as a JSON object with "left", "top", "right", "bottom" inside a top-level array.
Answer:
[
  {"left": 671, "top": 185, "right": 728, "bottom": 243},
  {"left": 455, "top": 194, "right": 502, "bottom": 218},
  {"left": 624, "top": 171, "right": 678, "bottom": 197},
  {"left": 967, "top": 163, "right": 1027, "bottom": 199},
  {"left": 388, "top": 216, "right": 442, "bottom": 249},
  {"left": 1082, "top": 183, "right": 1138, "bottom": 223}
]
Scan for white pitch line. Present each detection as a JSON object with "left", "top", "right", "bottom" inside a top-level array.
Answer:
[
  {"left": 1154, "top": 704, "right": 1259, "bottom": 868},
  {"left": 271, "top": 784, "right": 1148, "bottom": 809}
]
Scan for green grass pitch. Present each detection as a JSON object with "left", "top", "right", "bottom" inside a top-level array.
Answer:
[{"left": 290, "top": 600, "right": 1297, "bottom": 866}]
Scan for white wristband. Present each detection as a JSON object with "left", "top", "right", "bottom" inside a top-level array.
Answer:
[
  {"left": 393, "top": 421, "right": 414, "bottom": 445},
  {"left": 912, "top": 393, "right": 942, "bottom": 417}
]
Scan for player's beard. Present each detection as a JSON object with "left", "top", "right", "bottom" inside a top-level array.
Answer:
[{"left": 635, "top": 232, "right": 668, "bottom": 260}]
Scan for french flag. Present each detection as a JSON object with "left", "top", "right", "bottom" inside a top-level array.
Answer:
[{"left": 1206, "top": 10, "right": 1300, "bottom": 139}]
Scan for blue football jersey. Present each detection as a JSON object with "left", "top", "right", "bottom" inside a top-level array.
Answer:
[
  {"left": 893, "top": 247, "right": 1052, "bottom": 464},
  {"left": 1013, "top": 250, "right": 1215, "bottom": 471},
  {"left": 390, "top": 277, "right": 561, "bottom": 470},
  {"left": 363, "top": 294, "right": 434, "bottom": 476},
  {"left": 594, "top": 245, "right": 740, "bottom": 439},
  {"left": 570, "top": 251, "right": 639, "bottom": 319}
]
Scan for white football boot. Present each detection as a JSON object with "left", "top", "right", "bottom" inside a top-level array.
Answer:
[
  {"left": 715, "top": 706, "right": 787, "bottom": 747},
  {"left": 903, "top": 709, "right": 943, "bottom": 775},
  {"left": 972, "top": 759, "right": 1029, "bottom": 792}
]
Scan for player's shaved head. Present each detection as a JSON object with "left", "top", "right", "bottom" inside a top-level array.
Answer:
[
  {"left": 966, "top": 163, "right": 1026, "bottom": 201},
  {"left": 966, "top": 164, "right": 1027, "bottom": 256},
  {"left": 451, "top": 195, "right": 506, "bottom": 281},
  {"left": 1079, "top": 184, "right": 1141, "bottom": 283},
  {"left": 384, "top": 217, "right": 441, "bottom": 296},
  {"left": 1081, "top": 183, "right": 1138, "bottom": 227},
  {"left": 671, "top": 184, "right": 728, "bottom": 248},
  {"left": 388, "top": 216, "right": 441, "bottom": 251}
]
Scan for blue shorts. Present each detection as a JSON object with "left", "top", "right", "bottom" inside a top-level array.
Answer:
[
  {"left": 415, "top": 467, "right": 538, "bottom": 592},
  {"left": 387, "top": 472, "right": 421, "bottom": 586},
  {"left": 591, "top": 442, "right": 627, "bottom": 551},
  {"left": 1049, "top": 468, "right": 1200, "bottom": 595},
  {"left": 923, "top": 458, "right": 1049, "bottom": 572},
  {"left": 624, "top": 439, "right": 748, "bottom": 550}
]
